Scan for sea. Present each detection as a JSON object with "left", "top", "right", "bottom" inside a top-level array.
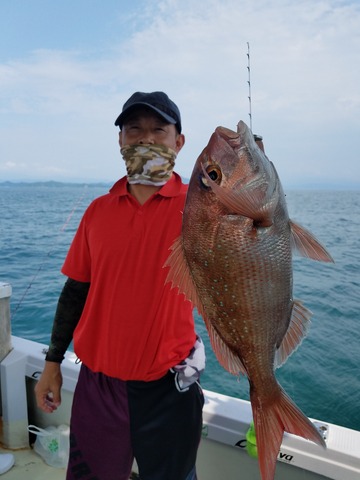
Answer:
[{"left": 0, "top": 183, "right": 359, "bottom": 432}]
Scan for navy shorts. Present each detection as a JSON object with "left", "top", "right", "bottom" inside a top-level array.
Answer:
[{"left": 66, "top": 364, "right": 204, "bottom": 480}]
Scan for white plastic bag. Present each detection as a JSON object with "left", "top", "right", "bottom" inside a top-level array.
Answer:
[{"left": 28, "top": 424, "right": 70, "bottom": 468}]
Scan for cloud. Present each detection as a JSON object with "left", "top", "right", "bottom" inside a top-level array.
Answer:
[{"left": 0, "top": 0, "right": 359, "bottom": 187}]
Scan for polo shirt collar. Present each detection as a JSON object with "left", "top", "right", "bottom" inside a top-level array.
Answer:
[{"left": 109, "top": 172, "right": 183, "bottom": 198}]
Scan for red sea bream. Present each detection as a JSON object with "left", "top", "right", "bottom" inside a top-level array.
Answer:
[{"left": 165, "top": 121, "right": 334, "bottom": 480}]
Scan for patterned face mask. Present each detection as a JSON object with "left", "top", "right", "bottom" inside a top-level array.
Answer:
[{"left": 121, "top": 144, "right": 177, "bottom": 186}]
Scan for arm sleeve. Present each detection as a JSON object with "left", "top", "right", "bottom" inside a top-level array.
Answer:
[{"left": 45, "top": 277, "right": 90, "bottom": 363}]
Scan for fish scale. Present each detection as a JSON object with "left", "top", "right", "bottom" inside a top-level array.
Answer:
[{"left": 165, "top": 120, "right": 334, "bottom": 480}]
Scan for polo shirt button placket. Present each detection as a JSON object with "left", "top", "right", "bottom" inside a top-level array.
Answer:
[{"left": 133, "top": 207, "right": 144, "bottom": 238}]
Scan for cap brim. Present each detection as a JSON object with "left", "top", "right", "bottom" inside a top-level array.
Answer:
[{"left": 115, "top": 102, "right": 177, "bottom": 128}]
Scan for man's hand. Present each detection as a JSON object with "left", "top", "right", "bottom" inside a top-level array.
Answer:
[{"left": 34, "top": 361, "right": 63, "bottom": 413}]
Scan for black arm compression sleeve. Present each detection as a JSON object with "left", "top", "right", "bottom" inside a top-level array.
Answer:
[{"left": 45, "top": 278, "right": 90, "bottom": 363}]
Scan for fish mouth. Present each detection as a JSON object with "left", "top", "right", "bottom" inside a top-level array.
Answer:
[
  {"left": 199, "top": 126, "right": 246, "bottom": 192},
  {"left": 216, "top": 126, "right": 242, "bottom": 150}
]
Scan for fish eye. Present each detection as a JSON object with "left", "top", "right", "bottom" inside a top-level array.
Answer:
[{"left": 201, "top": 165, "right": 222, "bottom": 188}]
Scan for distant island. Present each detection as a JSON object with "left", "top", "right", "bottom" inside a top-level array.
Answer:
[
  {"left": 0, "top": 180, "right": 112, "bottom": 188},
  {"left": 0, "top": 179, "right": 358, "bottom": 190}
]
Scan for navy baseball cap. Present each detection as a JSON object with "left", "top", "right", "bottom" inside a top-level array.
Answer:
[{"left": 114, "top": 91, "right": 182, "bottom": 133}]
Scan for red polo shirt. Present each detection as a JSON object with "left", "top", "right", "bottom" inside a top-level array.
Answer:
[{"left": 62, "top": 173, "right": 195, "bottom": 381}]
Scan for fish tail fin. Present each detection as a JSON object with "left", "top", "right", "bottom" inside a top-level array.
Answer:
[{"left": 251, "top": 386, "right": 326, "bottom": 480}]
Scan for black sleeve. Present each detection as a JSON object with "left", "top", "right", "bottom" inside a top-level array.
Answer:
[{"left": 45, "top": 277, "right": 90, "bottom": 363}]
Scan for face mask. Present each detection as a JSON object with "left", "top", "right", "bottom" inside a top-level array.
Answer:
[{"left": 121, "top": 144, "right": 177, "bottom": 186}]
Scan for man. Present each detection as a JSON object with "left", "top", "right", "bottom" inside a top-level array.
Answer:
[{"left": 35, "top": 92, "right": 205, "bottom": 480}]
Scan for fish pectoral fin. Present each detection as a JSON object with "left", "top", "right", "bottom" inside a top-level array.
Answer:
[
  {"left": 275, "top": 300, "right": 312, "bottom": 367},
  {"left": 164, "top": 236, "right": 202, "bottom": 308},
  {"left": 290, "top": 220, "right": 334, "bottom": 262},
  {"left": 206, "top": 320, "right": 247, "bottom": 376},
  {"left": 201, "top": 164, "right": 277, "bottom": 227}
]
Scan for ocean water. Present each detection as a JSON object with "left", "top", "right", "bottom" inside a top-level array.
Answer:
[{"left": 1, "top": 183, "right": 359, "bottom": 432}]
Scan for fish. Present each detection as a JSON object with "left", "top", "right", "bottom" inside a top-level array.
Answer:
[{"left": 165, "top": 121, "right": 334, "bottom": 480}]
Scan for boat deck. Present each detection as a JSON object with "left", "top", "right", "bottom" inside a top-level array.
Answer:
[
  {"left": 0, "top": 446, "right": 140, "bottom": 479},
  {"left": 0, "top": 445, "right": 65, "bottom": 479}
]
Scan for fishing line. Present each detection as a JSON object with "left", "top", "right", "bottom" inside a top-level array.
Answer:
[
  {"left": 246, "top": 42, "right": 263, "bottom": 146},
  {"left": 247, "top": 41, "right": 253, "bottom": 132},
  {"left": 11, "top": 185, "right": 88, "bottom": 320}
]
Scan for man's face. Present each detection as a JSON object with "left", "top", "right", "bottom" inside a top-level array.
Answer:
[{"left": 118, "top": 107, "right": 185, "bottom": 154}]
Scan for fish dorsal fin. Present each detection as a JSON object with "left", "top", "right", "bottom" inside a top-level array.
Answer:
[
  {"left": 164, "top": 236, "right": 202, "bottom": 308},
  {"left": 290, "top": 220, "right": 334, "bottom": 263},
  {"left": 201, "top": 162, "right": 279, "bottom": 227},
  {"left": 206, "top": 320, "right": 247, "bottom": 376},
  {"left": 275, "top": 300, "right": 312, "bottom": 368},
  {"left": 165, "top": 237, "right": 246, "bottom": 377}
]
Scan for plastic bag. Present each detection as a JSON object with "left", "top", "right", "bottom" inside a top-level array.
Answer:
[{"left": 28, "top": 424, "right": 70, "bottom": 468}]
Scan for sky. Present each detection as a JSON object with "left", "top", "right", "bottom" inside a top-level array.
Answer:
[{"left": 1, "top": 0, "right": 359, "bottom": 189}]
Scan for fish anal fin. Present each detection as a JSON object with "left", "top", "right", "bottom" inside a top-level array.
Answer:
[
  {"left": 290, "top": 220, "right": 334, "bottom": 263},
  {"left": 251, "top": 386, "right": 326, "bottom": 480},
  {"left": 275, "top": 300, "right": 312, "bottom": 368},
  {"left": 164, "top": 237, "right": 202, "bottom": 308},
  {"left": 206, "top": 320, "right": 247, "bottom": 376}
]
